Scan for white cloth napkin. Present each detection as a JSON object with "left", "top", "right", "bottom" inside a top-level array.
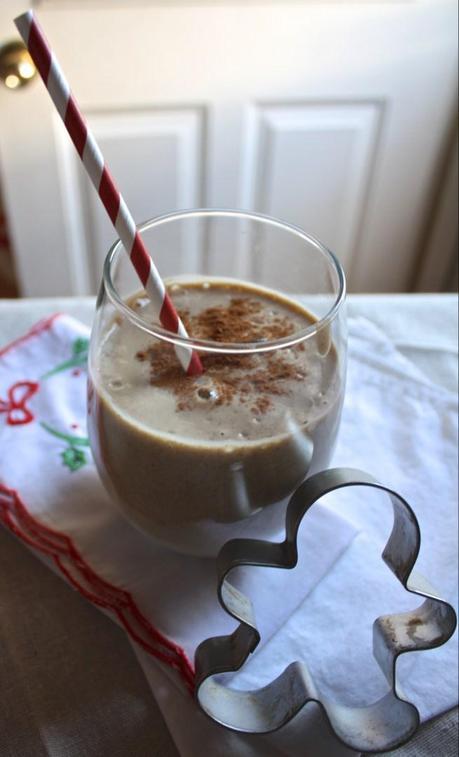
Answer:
[{"left": 0, "top": 313, "right": 457, "bottom": 757}]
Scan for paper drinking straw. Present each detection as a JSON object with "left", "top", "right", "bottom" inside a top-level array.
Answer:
[{"left": 15, "top": 10, "right": 202, "bottom": 377}]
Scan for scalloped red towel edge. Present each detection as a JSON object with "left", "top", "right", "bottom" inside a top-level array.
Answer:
[{"left": 0, "top": 313, "right": 195, "bottom": 692}]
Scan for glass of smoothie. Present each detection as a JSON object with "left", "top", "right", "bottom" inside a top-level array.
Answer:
[{"left": 87, "top": 210, "right": 346, "bottom": 557}]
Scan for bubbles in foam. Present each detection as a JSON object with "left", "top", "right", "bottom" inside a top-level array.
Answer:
[
  {"left": 197, "top": 385, "right": 219, "bottom": 402},
  {"left": 109, "top": 378, "right": 124, "bottom": 391}
]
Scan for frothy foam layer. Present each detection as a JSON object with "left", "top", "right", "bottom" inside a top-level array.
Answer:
[{"left": 98, "top": 281, "right": 338, "bottom": 443}]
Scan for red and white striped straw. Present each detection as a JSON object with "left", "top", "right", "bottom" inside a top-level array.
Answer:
[{"left": 15, "top": 10, "right": 202, "bottom": 377}]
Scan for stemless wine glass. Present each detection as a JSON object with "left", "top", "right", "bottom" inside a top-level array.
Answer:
[{"left": 87, "top": 210, "right": 346, "bottom": 557}]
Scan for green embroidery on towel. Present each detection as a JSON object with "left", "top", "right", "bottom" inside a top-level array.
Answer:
[
  {"left": 37, "top": 335, "right": 91, "bottom": 470},
  {"left": 61, "top": 446, "right": 87, "bottom": 472},
  {"left": 40, "top": 422, "right": 90, "bottom": 447},
  {"left": 40, "top": 422, "right": 90, "bottom": 472},
  {"left": 41, "top": 337, "right": 89, "bottom": 380}
]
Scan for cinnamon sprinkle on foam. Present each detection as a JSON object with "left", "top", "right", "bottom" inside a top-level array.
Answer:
[{"left": 135, "top": 295, "right": 309, "bottom": 415}]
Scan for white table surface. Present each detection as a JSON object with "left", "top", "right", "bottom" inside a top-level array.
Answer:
[{"left": 0, "top": 294, "right": 457, "bottom": 757}]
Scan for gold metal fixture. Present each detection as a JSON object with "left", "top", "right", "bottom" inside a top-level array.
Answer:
[{"left": 0, "top": 40, "right": 36, "bottom": 90}]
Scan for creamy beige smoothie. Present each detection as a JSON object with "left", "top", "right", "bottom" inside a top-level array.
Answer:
[{"left": 88, "top": 280, "right": 343, "bottom": 555}]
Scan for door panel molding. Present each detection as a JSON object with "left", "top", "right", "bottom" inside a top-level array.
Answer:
[
  {"left": 54, "top": 106, "right": 206, "bottom": 292},
  {"left": 240, "top": 100, "right": 384, "bottom": 280}
]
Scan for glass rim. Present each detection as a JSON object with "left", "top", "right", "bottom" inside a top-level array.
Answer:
[{"left": 103, "top": 208, "right": 346, "bottom": 354}]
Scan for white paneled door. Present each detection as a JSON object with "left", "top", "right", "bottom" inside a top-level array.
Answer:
[{"left": 0, "top": 0, "right": 457, "bottom": 295}]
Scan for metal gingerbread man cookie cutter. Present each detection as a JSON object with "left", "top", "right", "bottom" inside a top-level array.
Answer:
[{"left": 194, "top": 468, "right": 457, "bottom": 753}]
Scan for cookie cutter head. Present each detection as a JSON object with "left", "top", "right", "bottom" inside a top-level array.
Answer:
[{"left": 195, "top": 468, "right": 457, "bottom": 753}]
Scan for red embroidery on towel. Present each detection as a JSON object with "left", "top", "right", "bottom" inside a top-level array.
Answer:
[
  {"left": 0, "top": 482, "right": 195, "bottom": 692},
  {"left": 0, "top": 315, "right": 195, "bottom": 692},
  {"left": 0, "top": 381, "right": 39, "bottom": 425},
  {"left": 0, "top": 313, "right": 62, "bottom": 359}
]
